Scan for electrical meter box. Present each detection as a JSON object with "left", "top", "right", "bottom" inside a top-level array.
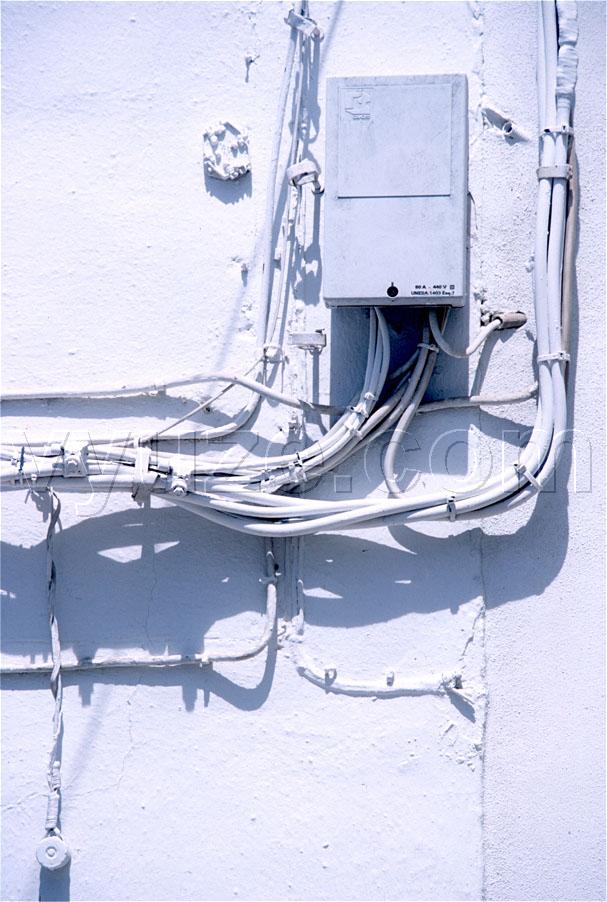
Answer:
[{"left": 323, "top": 75, "right": 468, "bottom": 307}]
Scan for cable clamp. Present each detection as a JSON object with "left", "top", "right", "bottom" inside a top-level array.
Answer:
[
  {"left": 537, "top": 164, "right": 573, "bottom": 181},
  {"left": 289, "top": 330, "right": 326, "bottom": 352},
  {"left": 537, "top": 350, "right": 570, "bottom": 363},
  {"left": 131, "top": 441, "right": 155, "bottom": 502},
  {"left": 286, "top": 158, "right": 322, "bottom": 193},
  {"left": 514, "top": 461, "right": 542, "bottom": 492},
  {"left": 260, "top": 474, "right": 282, "bottom": 493},
  {"left": 285, "top": 8, "right": 323, "bottom": 39},
  {"left": 446, "top": 496, "right": 457, "bottom": 522},
  {"left": 354, "top": 400, "right": 370, "bottom": 416},
  {"left": 418, "top": 341, "right": 439, "bottom": 353},
  {"left": 62, "top": 441, "right": 89, "bottom": 478},
  {"left": 168, "top": 456, "right": 193, "bottom": 497},
  {"left": 345, "top": 420, "right": 364, "bottom": 439},
  {"left": 346, "top": 401, "right": 371, "bottom": 433},
  {"left": 540, "top": 125, "right": 574, "bottom": 139},
  {"left": 287, "top": 453, "right": 308, "bottom": 484},
  {"left": 262, "top": 343, "right": 283, "bottom": 363}
]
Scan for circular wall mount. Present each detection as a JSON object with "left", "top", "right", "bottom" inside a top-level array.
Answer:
[{"left": 36, "top": 834, "right": 71, "bottom": 871}]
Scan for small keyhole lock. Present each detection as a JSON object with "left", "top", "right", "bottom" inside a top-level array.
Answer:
[{"left": 386, "top": 283, "right": 399, "bottom": 298}]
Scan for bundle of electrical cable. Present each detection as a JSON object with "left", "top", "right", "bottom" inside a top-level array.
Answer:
[{"left": 0, "top": 0, "right": 578, "bottom": 540}]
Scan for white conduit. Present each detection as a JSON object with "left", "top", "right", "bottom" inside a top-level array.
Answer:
[
  {"left": 429, "top": 310, "right": 501, "bottom": 359},
  {"left": 287, "top": 548, "right": 474, "bottom": 701},
  {"left": 1, "top": 0, "right": 577, "bottom": 624},
  {"left": 1, "top": 542, "right": 278, "bottom": 675},
  {"left": 0, "top": 11, "right": 579, "bottom": 871},
  {"left": 293, "top": 652, "right": 465, "bottom": 700}
]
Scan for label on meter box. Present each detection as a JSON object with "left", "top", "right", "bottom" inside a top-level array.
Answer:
[{"left": 410, "top": 283, "right": 457, "bottom": 298}]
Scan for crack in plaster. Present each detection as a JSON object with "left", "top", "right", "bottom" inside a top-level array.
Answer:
[{"left": 116, "top": 686, "right": 138, "bottom": 790}]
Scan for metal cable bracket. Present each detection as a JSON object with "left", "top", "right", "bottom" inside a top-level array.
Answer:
[
  {"left": 285, "top": 9, "right": 323, "bottom": 39},
  {"left": 131, "top": 441, "right": 155, "bottom": 502},
  {"left": 537, "top": 163, "right": 573, "bottom": 180},
  {"left": 286, "top": 158, "right": 323, "bottom": 193},
  {"left": 541, "top": 124, "right": 574, "bottom": 139},
  {"left": 62, "top": 442, "right": 89, "bottom": 478},
  {"left": 537, "top": 350, "right": 571, "bottom": 363}
]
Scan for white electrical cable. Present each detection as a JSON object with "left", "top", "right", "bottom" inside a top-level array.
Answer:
[
  {"left": 0, "top": 2, "right": 578, "bottom": 541},
  {"left": 429, "top": 309, "right": 501, "bottom": 358},
  {"left": 33, "top": 490, "right": 71, "bottom": 870},
  {"left": 417, "top": 382, "right": 538, "bottom": 413},
  {"left": 0, "top": 5, "right": 309, "bottom": 443},
  {"left": 11, "top": 1, "right": 589, "bottom": 873}
]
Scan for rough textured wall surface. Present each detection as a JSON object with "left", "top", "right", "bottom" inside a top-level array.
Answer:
[
  {"left": 1, "top": 3, "right": 604, "bottom": 902},
  {"left": 481, "top": 3, "right": 606, "bottom": 900}
]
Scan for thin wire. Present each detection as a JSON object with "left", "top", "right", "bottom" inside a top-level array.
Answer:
[
  {"left": 429, "top": 309, "right": 501, "bottom": 359},
  {"left": 144, "top": 357, "right": 263, "bottom": 442},
  {"left": 40, "top": 489, "right": 66, "bottom": 839}
]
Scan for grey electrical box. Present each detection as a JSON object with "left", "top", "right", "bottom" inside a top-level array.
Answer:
[{"left": 323, "top": 75, "right": 468, "bottom": 307}]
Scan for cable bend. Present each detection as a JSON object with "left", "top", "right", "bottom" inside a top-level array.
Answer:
[{"left": 429, "top": 310, "right": 500, "bottom": 359}]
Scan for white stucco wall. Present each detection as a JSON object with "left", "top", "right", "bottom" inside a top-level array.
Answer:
[{"left": 1, "top": 3, "right": 604, "bottom": 902}]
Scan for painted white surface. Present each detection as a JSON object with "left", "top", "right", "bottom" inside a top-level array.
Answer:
[{"left": 1, "top": 3, "right": 604, "bottom": 902}]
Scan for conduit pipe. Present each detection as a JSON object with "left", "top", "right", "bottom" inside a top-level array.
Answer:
[{"left": 0, "top": 3, "right": 578, "bottom": 541}]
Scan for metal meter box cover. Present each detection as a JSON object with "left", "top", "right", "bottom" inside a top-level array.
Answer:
[{"left": 323, "top": 75, "right": 468, "bottom": 307}]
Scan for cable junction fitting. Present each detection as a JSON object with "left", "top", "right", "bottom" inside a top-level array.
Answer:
[{"left": 485, "top": 310, "right": 528, "bottom": 330}]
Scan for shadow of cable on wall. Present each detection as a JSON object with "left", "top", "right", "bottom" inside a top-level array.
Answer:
[{"left": 38, "top": 861, "right": 70, "bottom": 902}]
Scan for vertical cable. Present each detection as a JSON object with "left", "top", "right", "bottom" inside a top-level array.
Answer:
[{"left": 35, "top": 490, "right": 71, "bottom": 871}]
